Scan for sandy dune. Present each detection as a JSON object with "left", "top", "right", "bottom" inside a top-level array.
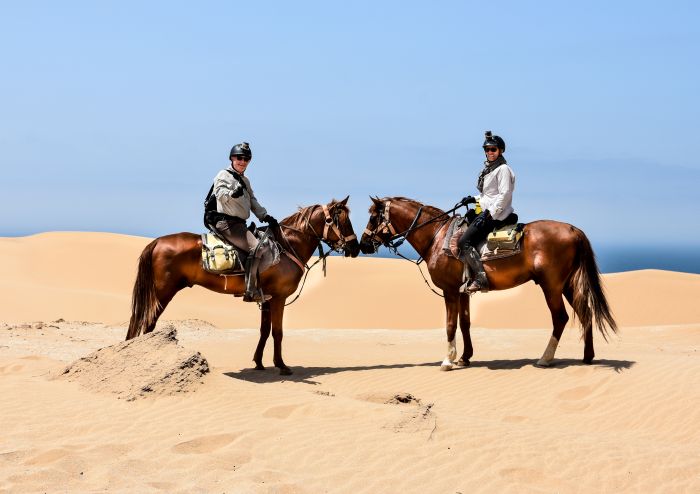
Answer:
[{"left": 1, "top": 232, "right": 699, "bottom": 492}]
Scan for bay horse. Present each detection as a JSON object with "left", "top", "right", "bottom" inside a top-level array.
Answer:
[
  {"left": 125, "top": 197, "right": 359, "bottom": 375},
  {"left": 359, "top": 197, "right": 617, "bottom": 370}
]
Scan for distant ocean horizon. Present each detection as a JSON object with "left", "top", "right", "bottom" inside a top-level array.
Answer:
[
  {"left": 1, "top": 231, "right": 698, "bottom": 275},
  {"left": 367, "top": 245, "right": 700, "bottom": 275}
]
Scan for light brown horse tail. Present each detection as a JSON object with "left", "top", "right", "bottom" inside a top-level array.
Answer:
[
  {"left": 568, "top": 229, "right": 618, "bottom": 341},
  {"left": 125, "top": 239, "right": 161, "bottom": 340}
]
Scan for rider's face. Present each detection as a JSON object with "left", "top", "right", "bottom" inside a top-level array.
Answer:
[
  {"left": 231, "top": 156, "right": 251, "bottom": 173},
  {"left": 484, "top": 147, "right": 501, "bottom": 161}
]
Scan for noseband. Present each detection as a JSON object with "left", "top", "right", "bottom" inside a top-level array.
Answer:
[
  {"left": 363, "top": 200, "right": 399, "bottom": 247},
  {"left": 320, "top": 204, "right": 357, "bottom": 251}
]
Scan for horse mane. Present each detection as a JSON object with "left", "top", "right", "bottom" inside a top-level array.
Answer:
[
  {"left": 280, "top": 200, "right": 350, "bottom": 232},
  {"left": 380, "top": 196, "right": 446, "bottom": 218},
  {"left": 282, "top": 205, "right": 319, "bottom": 231}
]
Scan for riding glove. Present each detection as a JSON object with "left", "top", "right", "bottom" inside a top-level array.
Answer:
[
  {"left": 231, "top": 185, "right": 244, "bottom": 198},
  {"left": 461, "top": 196, "right": 477, "bottom": 206},
  {"left": 263, "top": 215, "right": 278, "bottom": 226}
]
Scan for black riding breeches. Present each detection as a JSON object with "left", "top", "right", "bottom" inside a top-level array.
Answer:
[{"left": 458, "top": 212, "right": 497, "bottom": 251}]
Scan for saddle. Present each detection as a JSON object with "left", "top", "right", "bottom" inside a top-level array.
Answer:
[
  {"left": 442, "top": 215, "right": 525, "bottom": 261},
  {"left": 201, "top": 225, "right": 281, "bottom": 275}
]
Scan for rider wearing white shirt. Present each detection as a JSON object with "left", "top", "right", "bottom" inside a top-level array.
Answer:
[{"left": 457, "top": 131, "right": 518, "bottom": 293}]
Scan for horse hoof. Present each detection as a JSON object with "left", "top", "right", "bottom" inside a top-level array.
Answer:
[
  {"left": 454, "top": 359, "right": 470, "bottom": 367},
  {"left": 440, "top": 364, "right": 453, "bottom": 371},
  {"left": 279, "top": 367, "right": 293, "bottom": 376},
  {"left": 582, "top": 358, "right": 593, "bottom": 365},
  {"left": 535, "top": 359, "right": 553, "bottom": 368},
  {"left": 254, "top": 363, "right": 265, "bottom": 371}
]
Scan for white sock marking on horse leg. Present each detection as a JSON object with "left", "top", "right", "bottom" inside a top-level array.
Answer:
[
  {"left": 537, "top": 336, "right": 559, "bottom": 366},
  {"left": 441, "top": 340, "right": 457, "bottom": 370}
]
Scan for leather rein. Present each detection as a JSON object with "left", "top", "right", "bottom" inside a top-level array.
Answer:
[
  {"left": 278, "top": 204, "right": 356, "bottom": 306},
  {"left": 364, "top": 199, "right": 465, "bottom": 297}
]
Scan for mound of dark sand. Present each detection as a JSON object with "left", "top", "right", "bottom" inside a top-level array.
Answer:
[{"left": 56, "top": 324, "right": 209, "bottom": 401}]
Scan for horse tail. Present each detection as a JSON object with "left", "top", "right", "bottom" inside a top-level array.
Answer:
[
  {"left": 567, "top": 229, "right": 618, "bottom": 341},
  {"left": 126, "top": 239, "right": 161, "bottom": 340}
]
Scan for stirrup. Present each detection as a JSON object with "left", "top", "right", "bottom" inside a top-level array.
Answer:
[{"left": 243, "top": 289, "right": 271, "bottom": 303}]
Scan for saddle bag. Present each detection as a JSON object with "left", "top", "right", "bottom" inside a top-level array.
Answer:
[
  {"left": 201, "top": 233, "right": 243, "bottom": 273},
  {"left": 487, "top": 224, "right": 524, "bottom": 251}
]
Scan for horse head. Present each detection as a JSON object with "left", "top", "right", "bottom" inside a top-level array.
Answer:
[
  {"left": 360, "top": 196, "right": 397, "bottom": 254},
  {"left": 316, "top": 196, "right": 360, "bottom": 258}
]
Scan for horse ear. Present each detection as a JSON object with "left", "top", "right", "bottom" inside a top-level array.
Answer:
[
  {"left": 370, "top": 196, "right": 381, "bottom": 206},
  {"left": 339, "top": 195, "right": 349, "bottom": 206}
]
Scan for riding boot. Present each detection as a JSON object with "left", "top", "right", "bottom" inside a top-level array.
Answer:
[
  {"left": 460, "top": 246, "right": 489, "bottom": 293},
  {"left": 243, "top": 252, "right": 271, "bottom": 303}
]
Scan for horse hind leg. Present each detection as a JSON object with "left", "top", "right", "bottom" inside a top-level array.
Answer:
[
  {"left": 563, "top": 284, "right": 594, "bottom": 364},
  {"left": 536, "top": 283, "right": 569, "bottom": 367}
]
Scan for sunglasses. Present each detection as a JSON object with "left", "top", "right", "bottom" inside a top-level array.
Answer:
[
  {"left": 233, "top": 156, "right": 251, "bottom": 161},
  {"left": 484, "top": 147, "right": 499, "bottom": 153}
]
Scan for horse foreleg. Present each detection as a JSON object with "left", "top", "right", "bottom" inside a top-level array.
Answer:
[
  {"left": 456, "top": 293, "right": 473, "bottom": 367},
  {"left": 536, "top": 283, "right": 569, "bottom": 367},
  {"left": 253, "top": 302, "right": 272, "bottom": 370},
  {"left": 269, "top": 298, "right": 292, "bottom": 376},
  {"left": 441, "top": 292, "right": 459, "bottom": 371}
]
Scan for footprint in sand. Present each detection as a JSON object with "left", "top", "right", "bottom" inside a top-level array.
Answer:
[
  {"left": 24, "top": 448, "right": 71, "bottom": 466},
  {"left": 262, "top": 404, "right": 302, "bottom": 419},
  {"left": 557, "top": 376, "right": 611, "bottom": 401},
  {"left": 171, "top": 433, "right": 240, "bottom": 454}
]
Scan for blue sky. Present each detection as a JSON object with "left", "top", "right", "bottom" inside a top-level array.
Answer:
[{"left": 1, "top": 1, "right": 699, "bottom": 248}]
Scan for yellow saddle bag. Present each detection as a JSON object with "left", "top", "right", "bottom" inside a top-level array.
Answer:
[
  {"left": 487, "top": 224, "right": 523, "bottom": 251},
  {"left": 201, "top": 233, "right": 243, "bottom": 273}
]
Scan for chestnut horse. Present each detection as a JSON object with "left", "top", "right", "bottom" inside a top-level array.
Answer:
[
  {"left": 360, "top": 197, "right": 616, "bottom": 370},
  {"left": 125, "top": 197, "right": 359, "bottom": 375}
]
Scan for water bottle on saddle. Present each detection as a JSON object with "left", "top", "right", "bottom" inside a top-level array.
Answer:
[
  {"left": 457, "top": 131, "right": 517, "bottom": 293},
  {"left": 203, "top": 142, "right": 278, "bottom": 302}
]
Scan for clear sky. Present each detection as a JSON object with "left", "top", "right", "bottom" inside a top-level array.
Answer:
[{"left": 2, "top": 1, "right": 699, "bottom": 248}]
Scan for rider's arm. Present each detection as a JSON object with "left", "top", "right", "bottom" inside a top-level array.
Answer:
[
  {"left": 246, "top": 180, "right": 268, "bottom": 221},
  {"left": 213, "top": 170, "right": 237, "bottom": 199}
]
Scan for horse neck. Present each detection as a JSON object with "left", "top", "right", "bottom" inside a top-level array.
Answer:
[
  {"left": 390, "top": 201, "right": 445, "bottom": 259},
  {"left": 280, "top": 208, "right": 324, "bottom": 264}
]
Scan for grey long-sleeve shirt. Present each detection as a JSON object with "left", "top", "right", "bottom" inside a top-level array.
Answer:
[{"left": 213, "top": 167, "right": 268, "bottom": 221}]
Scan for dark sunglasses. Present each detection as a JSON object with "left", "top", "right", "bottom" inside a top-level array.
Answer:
[
  {"left": 484, "top": 147, "right": 499, "bottom": 152},
  {"left": 233, "top": 156, "right": 251, "bottom": 161}
]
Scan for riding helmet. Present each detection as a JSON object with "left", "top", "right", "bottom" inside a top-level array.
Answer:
[
  {"left": 229, "top": 142, "right": 252, "bottom": 160},
  {"left": 483, "top": 131, "right": 506, "bottom": 152}
]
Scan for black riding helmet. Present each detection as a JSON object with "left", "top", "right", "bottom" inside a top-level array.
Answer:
[
  {"left": 229, "top": 142, "right": 252, "bottom": 160},
  {"left": 483, "top": 131, "right": 506, "bottom": 152}
]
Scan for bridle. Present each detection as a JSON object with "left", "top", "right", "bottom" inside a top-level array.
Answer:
[
  {"left": 362, "top": 199, "right": 466, "bottom": 298},
  {"left": 364, "top": 200, "right": 451, "bottom": 253},
  {"left": 278, "top": 203, "right": 357, "bottom": 306}
]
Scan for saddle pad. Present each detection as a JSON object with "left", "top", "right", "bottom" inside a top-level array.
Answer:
[{"left": 201, "top": 233, "right": 244, "bottom": 274}]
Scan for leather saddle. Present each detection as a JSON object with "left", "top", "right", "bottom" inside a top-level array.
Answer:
[{"left": 442, "top": 214, "right": 525, "bottom": 261}]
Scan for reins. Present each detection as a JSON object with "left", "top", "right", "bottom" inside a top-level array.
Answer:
[
  {"left": 367, "top": 199, "right": 467, "bottom": 298},
  {"left": 278, "top": 205, "right": 353, "bottom": 306}
]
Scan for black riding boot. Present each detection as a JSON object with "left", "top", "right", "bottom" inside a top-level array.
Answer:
[
  {"left": 243, "top": 254, "right": 271, "bottom": 302},
  {"left": 460, "top": 246, "right": 489, "bottom": 293}
]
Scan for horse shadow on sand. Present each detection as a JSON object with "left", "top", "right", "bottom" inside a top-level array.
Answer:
[{"left": 224, "top": 358, "right": 635, "bottom": 385}]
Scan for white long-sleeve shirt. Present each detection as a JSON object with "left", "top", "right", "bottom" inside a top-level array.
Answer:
[
  {"left": 213, "top": 168, "right": 267, "bottom": 221},
  {"left": 476, "top": 164, "right": 515, "bottom": 221}
]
